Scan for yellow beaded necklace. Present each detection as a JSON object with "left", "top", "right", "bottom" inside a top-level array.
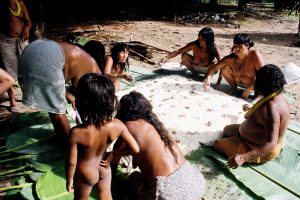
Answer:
[
  {"left": 244, "top": 91, "right": 281, "bottom": 118},
  {"left": 9, "top": 0, "right": 22, "bottom": 17}
]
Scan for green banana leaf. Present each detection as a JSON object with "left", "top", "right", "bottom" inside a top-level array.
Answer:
[
  {"left": 187, "top": 148, "right": 262, "bottom": 200},
  {"left": 20, "top": 186, "right": 35, "bottom": 200},
  {"left": 1, "top": 111, "right": 51, "bottom": 136},
  {"left": 202, "top": 145, "right": 300, "bottom": 200},
  {"left": 4, "top": 124, "right": 57, "bottom": 155}
]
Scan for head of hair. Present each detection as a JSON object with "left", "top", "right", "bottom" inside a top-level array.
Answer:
[
  {"left": 110, "top": 42, "right": 129, "bottom": 71},
  {"left": 255, "top": 64, "right": 286, "bottom": 97},
  {"left": 76, "top": 73, "right": 118, "bottom": 126},
  {"left": 116, "top": 91, "right": 177, "bottom": 161},
  {"left": 82, "top": 40, "right": 106, "bottom": 71},
  {"left": 233, "top": 33, "right": 254, "bottom": 48},
  {"left": 198, "top": 27, "right": 217, "bottom": 63}
]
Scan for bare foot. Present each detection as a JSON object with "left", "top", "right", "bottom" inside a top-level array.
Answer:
[{"left": 9, "top": 105, "right": 21, "bottom": 113}]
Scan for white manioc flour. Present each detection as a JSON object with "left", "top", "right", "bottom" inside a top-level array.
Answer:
[{"left": 117, "top": 75, "right": 247, "bottom": 154}]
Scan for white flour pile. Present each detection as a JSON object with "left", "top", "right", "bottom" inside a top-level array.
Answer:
[{"left": 118, "top": 75, "right": 248, "bottom": 154}]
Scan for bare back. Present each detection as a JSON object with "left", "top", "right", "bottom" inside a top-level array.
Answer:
[
  {"left": 240, "top": 94, "right": 290, "bottom": 147},
  {"left": 59, "top": 42, "right": 100, "bottom": 88},
  {"left": 69, "top": 119, "right": 128, "bottom": 185},
  {"left": 126, "top": 119, "right": 185, "bottom": 179}
]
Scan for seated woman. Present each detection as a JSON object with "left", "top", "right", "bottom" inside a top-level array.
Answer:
[
  {"left": 115, "top": 91, "right": 206, "bottom": 200},
  {"left": 103, "top": 43, "right": 134, "bottom": 91},
  {"left": 160, "top": 27, "right": 222, "bottom": 81}
]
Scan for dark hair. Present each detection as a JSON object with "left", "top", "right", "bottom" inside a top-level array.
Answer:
[
  {"left": 116, "top": 91, "right": 178, "bottom": 162},
  {"left": 233, "top": 33, "right": 254, "bottom": 48},
  {"left": 82, "top": 40, "right": 106, "bottom": 71},
  {"left": 76, "top": 73, "right": 118, "bottom": 126},
  {"left": 255, "top": 64, "right": 286, "bottom": 97},
  {"left": 198, "top": 27, "right": 217, "bottom": 63},
  {"left": 110, "top": 42, "right": 129, "bottom": 71}
]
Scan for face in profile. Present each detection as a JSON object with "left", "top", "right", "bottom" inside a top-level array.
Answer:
[{"left": 118, "top": 50, "right": 129, "bottom": 63}]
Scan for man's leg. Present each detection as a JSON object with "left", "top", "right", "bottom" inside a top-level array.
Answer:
[
  {"left": 214, "top": 124, "right": 240, "bottom": 155},
  {"left": 221, "top": 66, "right": 238, "bottom": 95},
  {"left": 49, "top": 113, "right": 71, "bottom": 143},
  {"left": 0, "top": 68, "right": 14, "bottom": 96}
]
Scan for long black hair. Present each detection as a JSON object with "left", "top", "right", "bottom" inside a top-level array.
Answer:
[
  {"left": 198, "top": 27, "right": 217, "bottom": 63},
  {"left": 233, "top": 33, "right": 254, "bottom": 48},
  {"left": 255, "top": 64, "right": 286, "bottom": 97},
  {"left": 81, "top": 40, "right": 106, "bottom": 72},
  {"left": 76, "top": 73, "right": 118, "bottom": 126},
  {"left": 116, "top": 91, "right": 178, "bottom": 161},
  {"left": 110, "top": 42, "right": 129, "bottom": 72}
]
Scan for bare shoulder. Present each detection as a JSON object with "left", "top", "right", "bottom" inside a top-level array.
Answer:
[
  {"left": 248, "top": 48, "right": 261, "bottom": 57},
  {"left": 266, "top": 95, "right": 290, "bottom": 115}
]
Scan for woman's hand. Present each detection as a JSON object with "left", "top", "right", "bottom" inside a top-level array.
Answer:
[
  {"left": 159, "top": 57, "right": 168, "bottom": 66},
  {"left": 123, "top": 74, "right": 135, "bottom": 82}
]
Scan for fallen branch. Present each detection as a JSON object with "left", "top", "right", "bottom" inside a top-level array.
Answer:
[{"left": 129, "top": 49, "right": 156, "bottom": 65}]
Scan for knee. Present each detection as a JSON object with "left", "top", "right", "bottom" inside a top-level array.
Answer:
[{"left": 213, "top": 140, "right": 223, "bottom": 153}]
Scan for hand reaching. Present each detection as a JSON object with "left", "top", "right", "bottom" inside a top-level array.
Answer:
[{"left": 203, "top": 76, "right": 211, "bottom": 91}]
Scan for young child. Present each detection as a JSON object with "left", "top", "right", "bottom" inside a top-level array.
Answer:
[
  {"left": 116, "top": 91, "right": 206, "bottom": 200},
  {"left": 103, "top": 43, "right": 134, "bottom": 91},
  {"left": 65, "top": 73, "right": 139, "bottom": 200}
]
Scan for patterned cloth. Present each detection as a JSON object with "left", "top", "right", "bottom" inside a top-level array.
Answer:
[
  {"left": 0, "top": 32, "right": 28, "bottom": 79},
  {"left": 138, "top": 161, "right": 206, "bottom": 200},
  {"left": 20, "top": 39, "right": 67, "bottom": 114}
]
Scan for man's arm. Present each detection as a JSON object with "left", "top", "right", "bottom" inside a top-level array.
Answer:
[
  {"left": 20, "top": 0, "right": 32, "bottom": 41},
  {"left": 204, "top": 57, "right": 229, "bottom": 90},
  {"left": 228, "top": 103, "right": 280, "bottom": 168}
]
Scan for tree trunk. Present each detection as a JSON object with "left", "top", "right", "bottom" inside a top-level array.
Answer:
[{"left": 238, "top": 0, "right": 248, "bottom": 11}]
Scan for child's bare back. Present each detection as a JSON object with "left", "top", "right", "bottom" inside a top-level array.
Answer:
[{"left": 65, "top": 74, "right": 139, "bottom": 200}]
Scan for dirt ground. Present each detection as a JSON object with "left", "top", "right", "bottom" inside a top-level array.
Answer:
[
  {"left": 64, "top": 13, "right": 300, "bottom": 123},
  {"left": 0, "top": 11, "right": 299, "bottom": 123}
]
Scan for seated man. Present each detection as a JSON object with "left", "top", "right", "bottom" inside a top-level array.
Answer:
[
  {"left": 214, "top": 64, "right": 290, "bottom": 168},
  {"left": 204, "top": 33, "right": 264, "bottom": 99},
  {"left": 20, "top": 39, "right": 102, "bottom": 142}
]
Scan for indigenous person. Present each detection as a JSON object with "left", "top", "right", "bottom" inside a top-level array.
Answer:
[
  {"left": 0, "top": 0, "right": 32, "bottom": 112},
  {"left": 103, "top": 42, "right": 134, "bottom": 91},
  {"left": 20, "top": 39, "right": 101, "bottom": 141},
  {"left": 0, "top": 68, "right": 14, "bottom": 96},
  {"left": 66, "top": 74, "right": 139, "bottom": 200},
  {"left": 214, "top": 64, "right": 290, "bottom": 168},
  {"left": 160, "top": 27, "right": 222, "bottom": 78},
  {"left": 203, "top": 33, "right": 264, "bottom": 99},
  {"left": 79, "top": 40, "right": 106, "bottom": 70},
  {"left": 116, "top": 91, "right": 206, "bottom": 200}
]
